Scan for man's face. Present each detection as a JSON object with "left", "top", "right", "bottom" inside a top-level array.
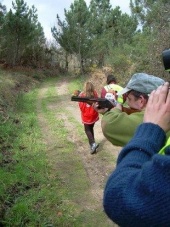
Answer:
[{"left": 125, "top": 91, "right": 145, "bottom": 110}]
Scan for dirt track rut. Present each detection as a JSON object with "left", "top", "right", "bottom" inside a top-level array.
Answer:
[{"left": 37, "top": 78, "right": 121, "bottom": 226}]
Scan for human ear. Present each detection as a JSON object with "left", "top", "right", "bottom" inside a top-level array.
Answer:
[{"left": 139, "top": 95, "right": 147, "bottom": 108}]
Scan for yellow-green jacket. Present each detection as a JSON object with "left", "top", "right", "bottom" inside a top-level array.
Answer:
[
  {"left": 102, "top": 108, "right": 170, "bottom": 147},
  {"left": 101, "top": 84, "right": 123, "bottom": 104}
]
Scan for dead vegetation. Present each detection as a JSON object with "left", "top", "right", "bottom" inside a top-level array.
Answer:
[{"left": 88, "top": 66, "right": 115, "bottom": 94}]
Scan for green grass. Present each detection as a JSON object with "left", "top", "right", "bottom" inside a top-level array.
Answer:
[
  {"left": 0, "top": 77, "right": 87, "bottom": 226},
  {"left": 68, "top": 76, "right": 85, "bottom": 94},
  {"left": 0, "top": 89, "right": 49, "bottom": 226},
  {"left": 0, "top": 75, "right": 114, "bottom": 226}
]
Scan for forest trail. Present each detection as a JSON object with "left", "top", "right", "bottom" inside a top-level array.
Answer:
[{"left": 36, "top": 77, "right": 122, "bottom": 226}]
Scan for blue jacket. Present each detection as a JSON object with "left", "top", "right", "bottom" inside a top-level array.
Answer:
[{"left": 103, "top": 123, "right": 170, "bottom": 227}]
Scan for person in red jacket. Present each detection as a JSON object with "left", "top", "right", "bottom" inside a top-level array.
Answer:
[{"left": 78, "top": 82, "right": 99, "bottom": 154}]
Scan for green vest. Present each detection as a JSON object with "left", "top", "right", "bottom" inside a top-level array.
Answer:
[{"left": 159, "top": 137, "right": 170, "bottom": 155}]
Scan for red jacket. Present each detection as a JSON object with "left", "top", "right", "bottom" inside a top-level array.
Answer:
[{"left": 78, "top": 91, "right": 99, "bottom": 124}]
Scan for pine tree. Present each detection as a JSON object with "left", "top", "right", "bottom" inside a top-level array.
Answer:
[
  {"left": 52, "top": 0, "right": 90, "bottom": 73},
  {"left": 2, "top": 0, "right": 45, "bottom": 66}
]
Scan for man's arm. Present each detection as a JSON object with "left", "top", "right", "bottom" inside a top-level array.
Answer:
[
  {"left": 101, "top": 108, "right": 144, "bottom": 146},
  {"left": 103, "top": 122, "right": 169, "bottom": 226}
]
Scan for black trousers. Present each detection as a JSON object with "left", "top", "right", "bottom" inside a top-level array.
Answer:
[{"left": 84, "top": 123, "right": 95, "bottom": 146}]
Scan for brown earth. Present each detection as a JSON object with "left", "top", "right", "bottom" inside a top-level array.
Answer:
[{"left": 36, "top": 70, "right": 122, "bottom": 226}]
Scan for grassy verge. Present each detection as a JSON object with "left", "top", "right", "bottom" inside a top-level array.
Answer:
[
  {"left": 0, "top": 75, "right": 114, "bottom": 226},
  {"left": 0, "top": 80, "right": 83, "bottom": 226},
  {"left": 0, "top": 89, "right": 49, "bottom": 226},
  {"left": 0, "top": 77, "right": 90, "bottom": 226}
]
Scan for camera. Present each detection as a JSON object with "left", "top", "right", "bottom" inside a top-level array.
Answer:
[{"left": 162, "top": 49, "right": 170, "bottom": 71}]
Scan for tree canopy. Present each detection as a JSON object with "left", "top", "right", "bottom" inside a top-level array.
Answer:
[
  {"left": 52, "top": 0, "right": 137, "bottom": 72},
  {"left": 0, "top": 0, "right": 169, "bottom": 79}
]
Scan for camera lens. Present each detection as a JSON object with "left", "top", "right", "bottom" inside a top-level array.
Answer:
[{"left": 162, "top": 49, "right": 170, "bottom": 71}]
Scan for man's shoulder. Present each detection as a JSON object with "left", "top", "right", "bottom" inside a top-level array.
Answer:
[{"left": 104, "top": 108, "right": 144, "bottom": 121}]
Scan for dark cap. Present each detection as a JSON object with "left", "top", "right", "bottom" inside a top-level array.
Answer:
[{"left": 107, "top": 75, "right": 117, "bottom": 84}]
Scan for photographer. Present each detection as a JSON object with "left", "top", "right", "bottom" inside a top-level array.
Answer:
[
  {"left": 103, "top": 82, "right": 170, "bottom": 226},
  {"left": 103, "top": 49, "right": 170, "bottom": 226}
]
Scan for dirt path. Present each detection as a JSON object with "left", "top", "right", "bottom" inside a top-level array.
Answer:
[{"left": 37, "top": 78, "right": 122, "bottom": 226}]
